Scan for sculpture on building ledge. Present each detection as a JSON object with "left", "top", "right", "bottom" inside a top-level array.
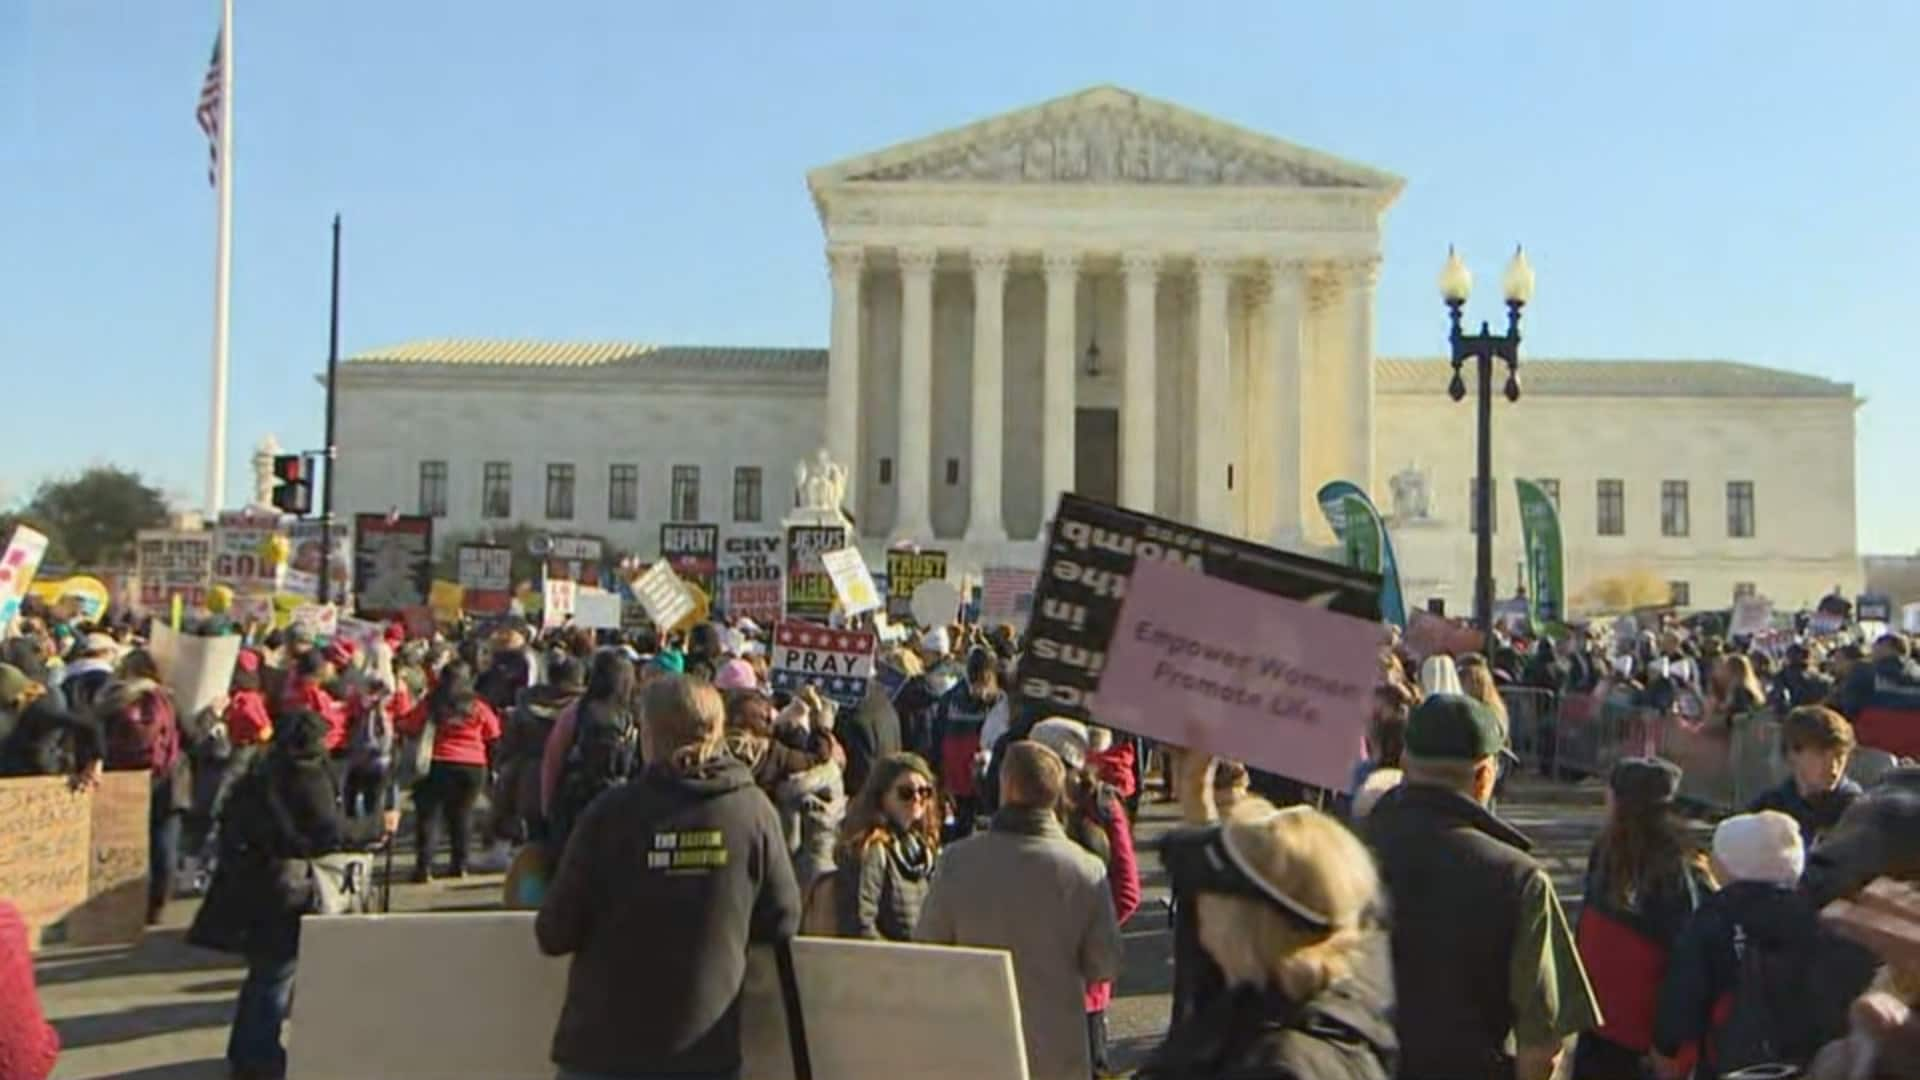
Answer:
[
  {"left": 790, "top": 449, "right": 853, "bottom": 531},
  {"left": 250, "top": 434, "right": 282, "bottom": 511},
  {"left": 1388, "top": 463, "right": 1433, "bottom": 524}
]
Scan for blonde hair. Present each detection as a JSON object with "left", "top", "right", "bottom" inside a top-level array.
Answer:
[
  {"left": 641, "top": 677, "right": 725, "bottom": 775},
  {"left": 1195, "top": 808, "right": 1381, "bottom": 1001},
  {"left": 1456, "top": 662, "right": 1510, "bottom": 739}
]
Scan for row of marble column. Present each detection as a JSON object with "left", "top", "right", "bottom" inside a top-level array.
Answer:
[{"left": 826, "top": 245, "right": 1379, "bottom": 544}]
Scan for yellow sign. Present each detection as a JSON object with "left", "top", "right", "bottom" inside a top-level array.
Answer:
[
  {"left": 27, "top": 576, "right": 111, "bottom": 621},
  {"left": 672, "top": 582, "right": 712, "bottom": 634},
  {"left": 429, "top": 580, "right": 465, "bottom": 622}
]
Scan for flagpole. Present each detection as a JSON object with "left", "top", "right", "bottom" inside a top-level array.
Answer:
[{"left": 205, "top": 0, "right": 235, "bottom": 517}]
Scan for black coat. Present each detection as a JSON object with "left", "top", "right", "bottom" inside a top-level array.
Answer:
[
  {"left": 188, "top": 746, "right": 382, "bottom": 960},
  {"left": 1140, "top": 932, "right": 1398, "bottom": 1080},
  {"left": 0, "top": 696, "right": 103, "bottom": 777},
  {"left": 1652, "top": 880, "right": 1823, "bottom": 1074},
  {"left": 838, "top": 685, "right": 902, "bottom": 798}
]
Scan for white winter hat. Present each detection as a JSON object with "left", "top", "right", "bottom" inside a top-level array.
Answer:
[
  {"left": 1419, "top": 655, "right": 1462, "bottom": 697},
  {"left": 920, "top": 626, "right": 951, "bottom": 655},
  {"left": 1712, "top": 811, "right": 1805, "bottom": 887},
  {"left": 1029, "top": 717, "right": 1091, "bottom": 770}
]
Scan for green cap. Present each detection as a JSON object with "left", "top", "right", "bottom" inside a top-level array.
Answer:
[{"left": 1405, "top": 693, "right": 1505, "bottom": 761}]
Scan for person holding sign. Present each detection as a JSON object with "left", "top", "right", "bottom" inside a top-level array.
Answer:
[{"left": 395, "top": 662, "right": 503, "bottom": 882}]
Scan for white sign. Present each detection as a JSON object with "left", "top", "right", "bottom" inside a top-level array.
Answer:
[
  {"left": 719, "top": 533, "right": 784, "bottom": 625},
  {"left": 1904, "top": 602, "right": 1920, "bottom": 635},
  {"left": 456, "top": 544, "right": 513, "bottom": 592},
  {"left": 979, "top": 566, "right": 1038, "bottom": 628},
  {"left": 292, "top": 915, "right": 1030, "bottom": 1080},
  {"left": 910, "top": 579, "right": 962, "bottom": 629},
  {"left": 542, "top": 578, "right": 578, "bottom": 630},
  {"left": 148, "top": 622, "right": 243, "bottom": 720},
  {"left": 632, "top": 561, "right": 696, "bottom": 631},
  {"left": 334, "top": 616, "right": 385, "bottom": 657},
  {"left": 571, "top": 588, "right": 622, "bottom": 631},
  {"left": 0, "top": 525, "right": 52, "bottom": 635},
  {"left": 290, "top": 603, "right": 339, "bottom": 638},
  {"left": 821, "top": 548, "right": 881, "bottom": 617},
  {"left": 1730, "top": 596, "right": 1773, "bottom": 638}
]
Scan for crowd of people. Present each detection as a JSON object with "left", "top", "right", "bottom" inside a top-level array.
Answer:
[{"left": 2, "top": 589, "right": 1919, "bottom": 1080}]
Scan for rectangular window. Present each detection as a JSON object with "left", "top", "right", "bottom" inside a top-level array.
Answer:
[
  {"left": 482, "top": 462, "right": 512, "bottom": 520},
  {"left": 1727, "top": 481, "right": 1756, "bottom": 538},
  {"left": 1536, "top": 478, "right": 1559, "bottom": 508},
  {"left": 1669, "top": 580, "right": 1691, "bottom": 607},
  {"left": 670, "top": 465, "right": 701, "bottom": 523},
  {"left": 945, "top": 458, "right": 961, "bottom": 486},
  {"left": 1468, "top": 477, "right": 1497, "bottom": 534},
  {"left": 878, "top": 457, "right": 894, "bottom": 485},
  {"left": 608, "top": 465, "right": 639, "bottom": 521},
  {"left": 1661, "top": 480, "right": 1690, "bottom": 537},
  {"left": 417, "top": 461, "right": 448, "bottom": 518},
  {"left": 1734, "top": 581, "right": 1758, "bottom": 601},
  {"left": 732, "top": 466, "right": 764, "bottom": 523},
  {"left": 1596, "top": 479, "right": 1625, "bottom": 536},
  {"left": 545, "top": 464, "right": 575, "bottom": 521}
]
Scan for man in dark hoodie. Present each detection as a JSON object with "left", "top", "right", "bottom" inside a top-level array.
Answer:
[
  {"left": 476, "top": 619, "right": 537, "bottom": 714},
  {"left": 536, "top": 675, "right": 799, "bottom": 1080},
  {"left": 481, "top": 655, "right": 587, "bottom": 870}
]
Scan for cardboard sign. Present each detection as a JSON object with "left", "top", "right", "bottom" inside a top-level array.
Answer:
[
  {"left": 661, "top": 523, "right": 721, "bottom": 600},
  {"left": 572, "top": 588, "right": 622, "bottom": 631},
  {"left": 135, "top": 529, "right": 213, "bottom": 612},
  {"left": 353, "top": 514, "right": 434, "bottom": 619},
  {"left": 0, "top": 524, "right": 53, "bottom": 632},
  {"left": 885, "top": 550, "right": 948, "bottom": 620},
  {"left": 980, "top": 566, "right": 1039, "bottom": 628},
  {"left": 1097, "top": 558, "right": 1382, "bottom": 790},
  {"left": 785, "top": 525, "right": 847, "bottom": 622},
  {"left": 822, "top": 548, "right": 882, "bottom": 618},
  {"left": 147, "top": 621, "right": 244, "bottom": 719},
  {"left": 1, "top": 772, "right": 150, "bottom": 950},
  {"left": 290, "top": 914, "right": 1029, "bottom": 1080},
  {"left": 771, "top": 620, "right": 877, "bottom": 706},
  {"left": 632, "top": 560, "right": 696, "bottom": 632},
  {"left": 541, "top": 578, "right": 578, "bottom": 630},
  {"left": 456, "top": 544, "right": 514, "bottom": 615},
  {"left": 428, "top": 580, "right": 465, "bottom": 622},
  {"left": 719, "top": 533, "right": 784, "bottom": 625},
  {"left": 1019, "top": 493, "right": 1380, "bottom": 722}
]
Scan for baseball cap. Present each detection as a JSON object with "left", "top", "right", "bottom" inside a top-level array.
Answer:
[{"left": 1405, "top": 693, "right": 1504, "bottom": 761}]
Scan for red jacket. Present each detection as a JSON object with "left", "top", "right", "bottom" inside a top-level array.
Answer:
[
  {"left": 397, "top": 699, "right": 501, "bottom": 768},
  {"left": 1087, "top": 741, "right": 1138, "bottom": 800},
  {"left": 280, "top": 678, "right": 349, "bottom": 752},
  {"left": 1085, "top": 793, "right": 1141, "bottom": 1014},
  {"left": 0, "top": 901, "right": 59, "bottom": 1080},
  {"left": 222, "top": 689, "right": 273, "bottom": 747}
]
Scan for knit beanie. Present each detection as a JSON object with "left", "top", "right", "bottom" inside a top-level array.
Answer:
[
  {"left": 1029, "top": 717, "right": 1091, "bottom": 771},
  {"left": 713, "top": 658, "right": 758, "bottom": 692},
  {"left": 1712, "top": 810, "right": 1806, "bottom": 887}
]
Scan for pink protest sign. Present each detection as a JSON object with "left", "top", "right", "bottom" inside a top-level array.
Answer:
[{"left": 1096, "top": 556, "right": 1384, "bottom": 792}]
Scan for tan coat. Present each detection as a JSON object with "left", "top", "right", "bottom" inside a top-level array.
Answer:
[{"left": 914, "top": 807, "right": 1123, "bottom": 1080}]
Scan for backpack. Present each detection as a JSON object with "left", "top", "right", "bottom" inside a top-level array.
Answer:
[
  {"left": 350, "top": 698, "right": 395, "bottom": 771},
  {"left": 1711, "top": 921, "right": 1819, "bottom": 1075},
  {"left": 546, "top": 701, "right": 638, "bottom": 854}
]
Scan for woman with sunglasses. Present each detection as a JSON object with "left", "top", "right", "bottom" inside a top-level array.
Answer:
[
  {"left": 1143, "top": 800, "right": 1397, "bottom": 1080},
  {"left": 833, "top": 753, "right": 941, "bottom": 941}
]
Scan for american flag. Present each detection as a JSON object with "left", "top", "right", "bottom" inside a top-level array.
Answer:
[{"left": 195, "top": 33, "right": 223, "bottom": 187}]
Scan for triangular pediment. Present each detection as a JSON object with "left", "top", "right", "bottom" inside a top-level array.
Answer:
[{"left": 809, "top": 85, "right": 1402, "bottom": 194}]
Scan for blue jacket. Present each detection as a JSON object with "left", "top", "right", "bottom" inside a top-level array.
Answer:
[{"left": 1745, "top": 776, "right": 1863, "bottom": 849}]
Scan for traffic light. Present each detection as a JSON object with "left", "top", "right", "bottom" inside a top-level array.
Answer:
[{"left": 271, "top": 454, "right": 312, "bottom": 516}]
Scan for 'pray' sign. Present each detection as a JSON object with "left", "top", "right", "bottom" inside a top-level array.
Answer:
[{"left": 770, "top": 621, "right": 876, "bottom": 706}]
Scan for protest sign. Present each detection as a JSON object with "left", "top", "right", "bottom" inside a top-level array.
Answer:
[
  {"left": 148, "top": 621, "right": 243, "bottom": 719},
  {"left": 542, "top": 534, "right": 605, "bottom": 584},
  {"left": 1809, "top": 611, "right": 1846, "bottom": 637},
  {"left": 1857, "top": 593, "right": 1893, "bottom": 624},
  {"left": 1098, "top": 558, "right": 1381, "bottom": 790},
  {"left": 2, "top": 772, "right": 150, "bottom": 950},
  {"left": 541, "top": 578, "right": 578, "bottom": 630},
  {"left": 980, "top": 566, "right": 1039, "bottom": 628},
  {"left": 1019, "top": 493, "right": 1380, "bottom": 721},
  {"left": 456, "top": 543, "right": 514, "bottom": 615},
  {"left": 661, "top": 524, "right": 720, "bottom": 600},
  {"left": 428, "top": 580, "right": 464, "bottom": 623},
  {"left": 631, "top": 561, "right": 696, "bottom": 631},
  {"left": 771, "top": 621, "right": 876, "bottom": 706},
  {"left": 1729, "top": 596, "right": 1773, "bottom": 638},
  {"left": 28, "top": 575, "right": 112, "bottom": 622},
  {"left": 135, "top": 529, "right": 213, "bottom": 612},
  {"left": 0, "top": 524, "right": 52, "bottom": 632},
  {"left": 572, "top": 588, "right": 623, "bottom": 630},
  {"left": 286, "top": 520, "right": 352, "bottom": 604},
  {"left": 335, "top": 616, "right": 386, "bottom": 657},
  {"left": 822, "top": 548, "right": 882, "bottom": 617},
  {"left": 292, "top": 914, "right": 1028, "bottom": 1080},
  {"left": 290, "top": 603, "right": 339, "bottom": 638},
  {"left": 719, "top": 533, "right": 784, "bottom": 625},
  {"left": 1403, "top": 608, "right": 1484, "bottom": 661},
  {"left": 1904, "top": 603, "right": 1920, "bottom": 635},
  {"left": 354, "top": 514, "right": 434, "bottom": 619},
  {"left": 885, "top": 550, "right": 948, "bottom": 621},
  {"left": 785, "top": 524, "right": 846, "bottom": 622},
  {"left": 212, "top": 513, "right": 284, "bottom": 595},
  {"left": 910, "top": 580, "right": 962, "bottom": 629}
]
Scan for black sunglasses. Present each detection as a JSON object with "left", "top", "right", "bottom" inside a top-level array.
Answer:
[{"left": 892, "top": 783, "right": 935, "bottom": 802}]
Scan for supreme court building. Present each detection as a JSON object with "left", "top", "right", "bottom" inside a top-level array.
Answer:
[{"left": 335, "top": 86, "right": 1862, "bottom": 612}]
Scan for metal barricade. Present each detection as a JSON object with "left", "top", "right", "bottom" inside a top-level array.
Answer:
[{"left": 1499, "top": 687, "right": 1556, "bottom": 773}]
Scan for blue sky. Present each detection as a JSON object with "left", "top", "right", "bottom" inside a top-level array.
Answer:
[{"left": 2, "top": 1, "right": 1914, "bottom": 550}]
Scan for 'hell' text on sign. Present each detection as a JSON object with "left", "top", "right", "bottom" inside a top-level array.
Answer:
[
  {"left": 785, "top": 525, "right": 846, "bottom": 623},
  {"left": 770, "top": 621, "right": 876, "bottom": 707}
]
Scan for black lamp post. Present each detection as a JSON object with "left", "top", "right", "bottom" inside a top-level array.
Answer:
[{"left": 1441, "top": 245, "right": 1535, "bottom": 653}]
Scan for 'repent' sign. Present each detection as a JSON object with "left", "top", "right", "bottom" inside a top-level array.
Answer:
[{"left": 770, "top": 620, "right": 875, "bottom": 707}]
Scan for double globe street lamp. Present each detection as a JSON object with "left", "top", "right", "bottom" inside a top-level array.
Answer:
[{"left": 1440, "top": 245, "right": 1536, "bottom": 650}]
